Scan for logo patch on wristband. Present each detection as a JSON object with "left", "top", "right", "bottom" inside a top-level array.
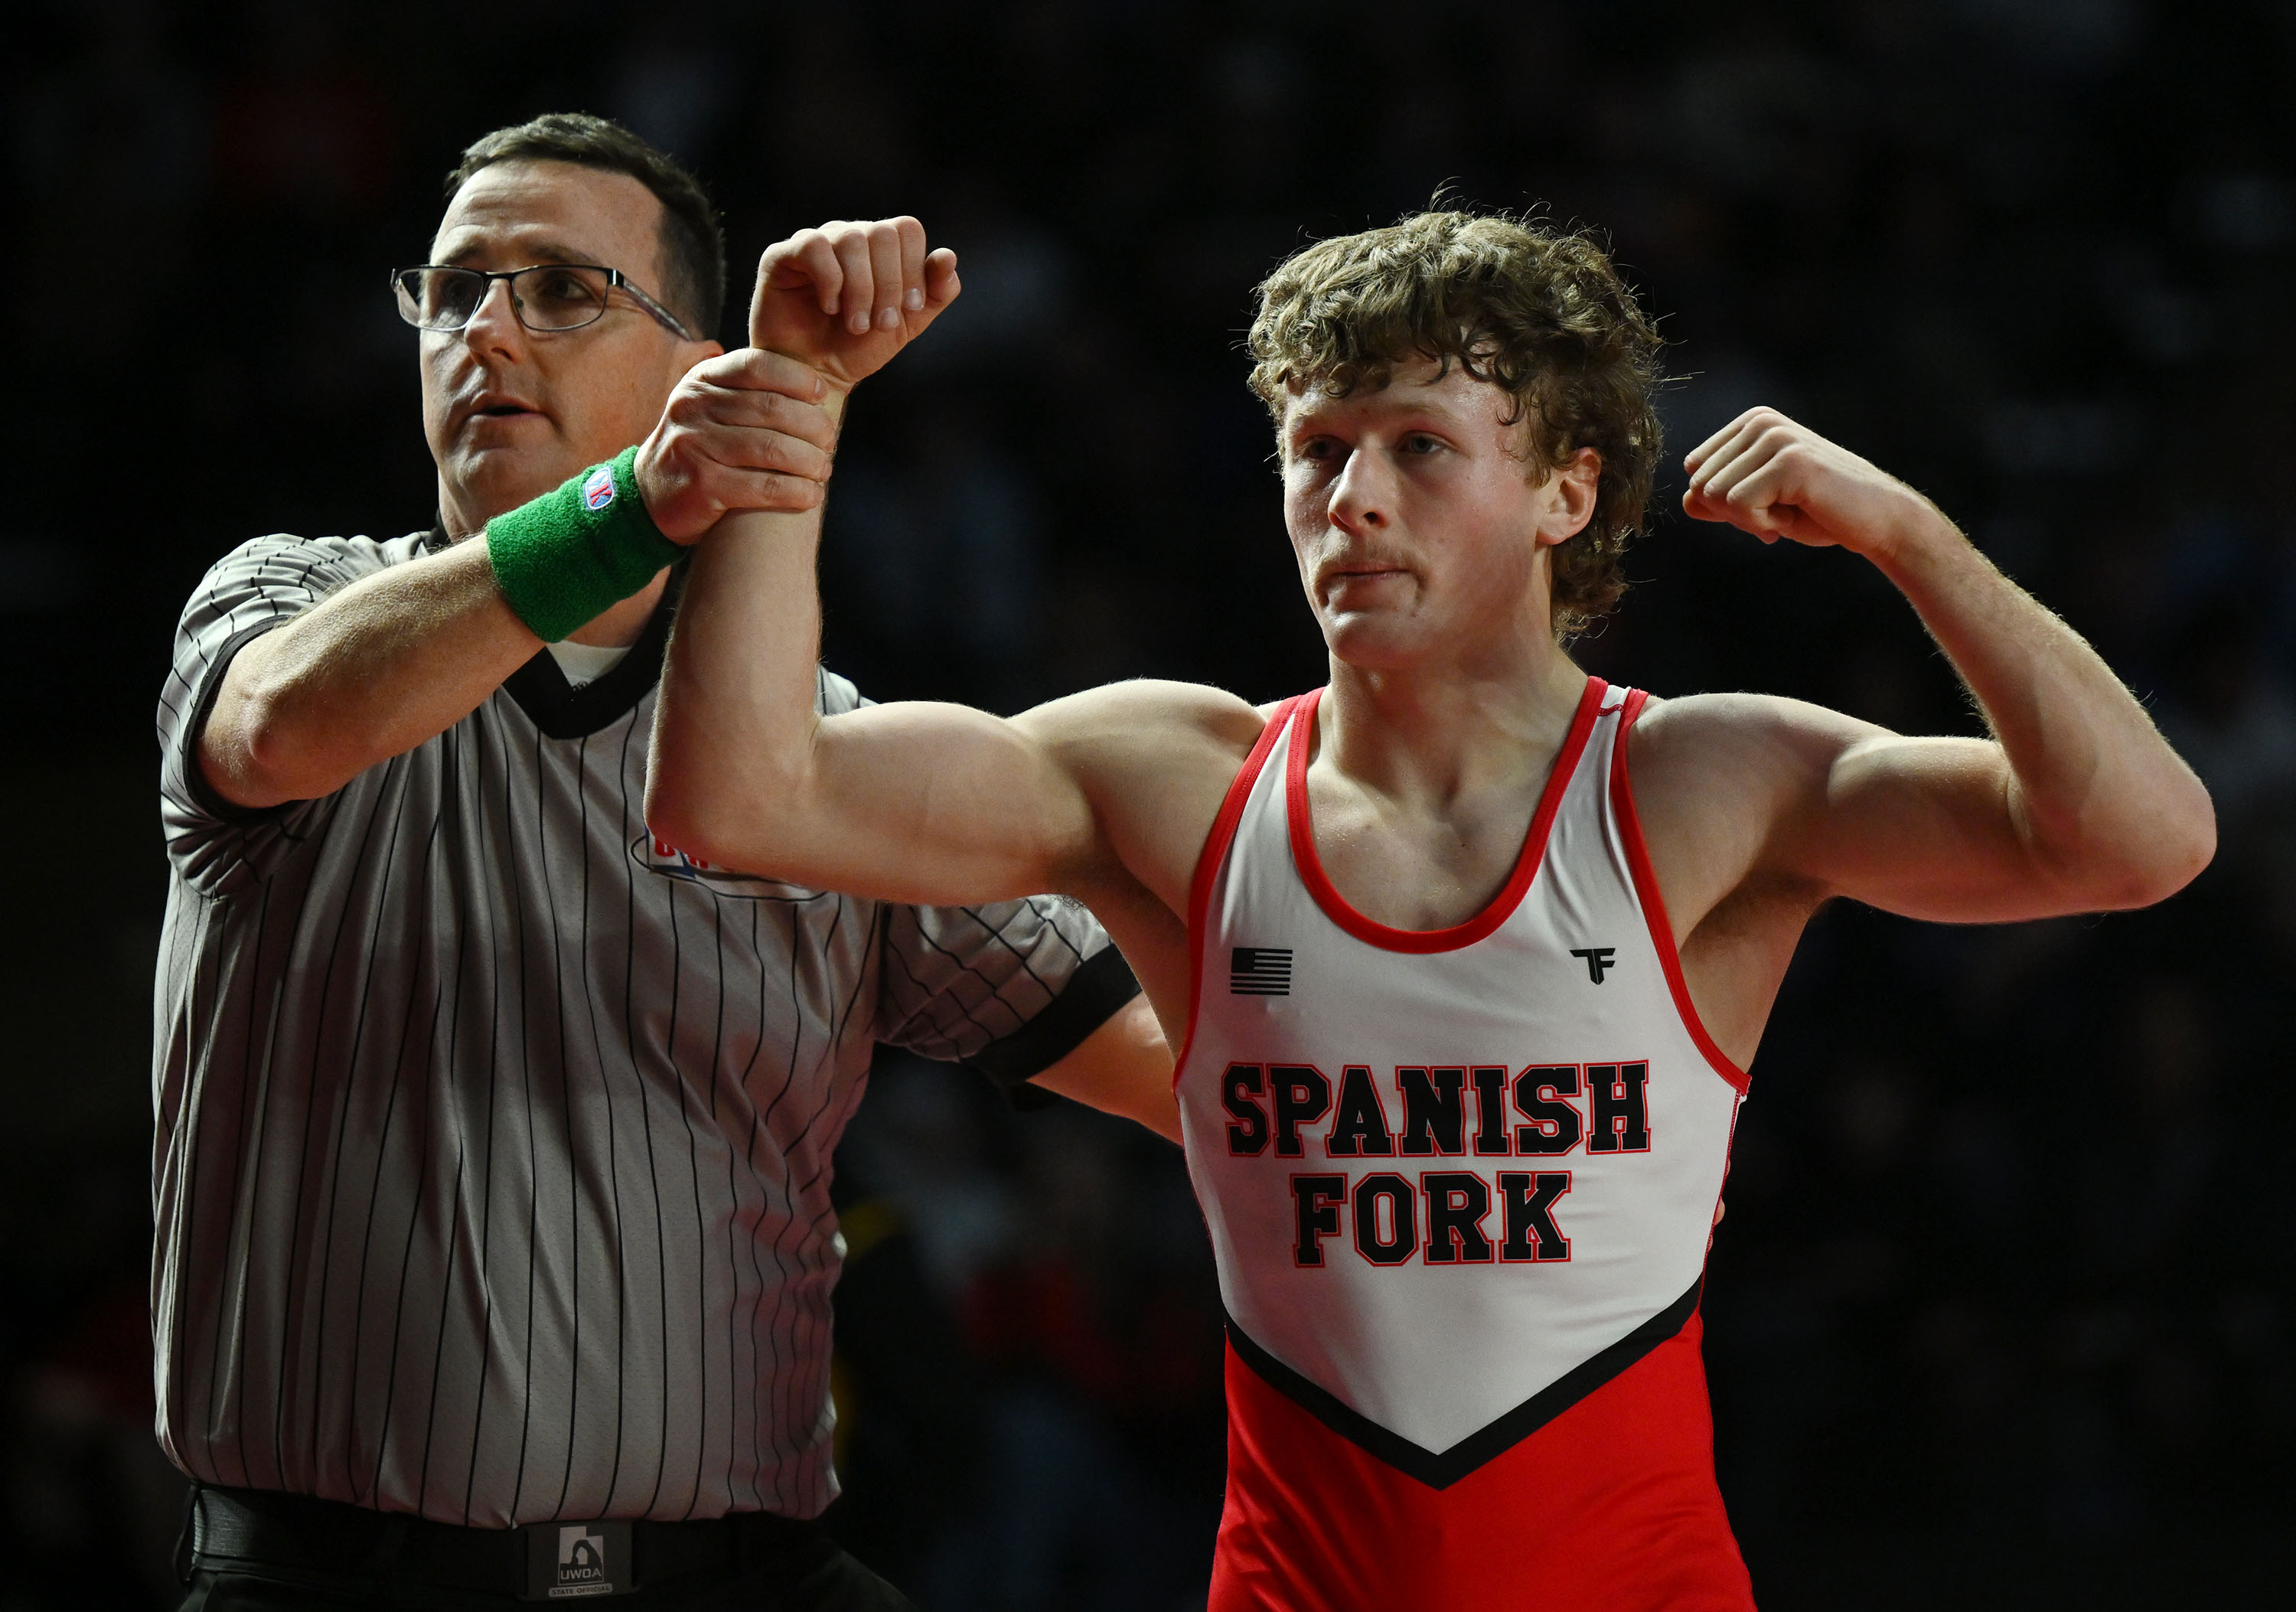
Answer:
[{"left": 582, "top": 466, "right": 618, "bottom": 512}]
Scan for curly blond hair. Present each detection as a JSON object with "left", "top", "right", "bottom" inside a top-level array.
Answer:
[{"left": 1247, "top": 210, "right": 1664, "bottom": 637}]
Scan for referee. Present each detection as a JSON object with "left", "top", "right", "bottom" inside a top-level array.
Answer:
[{"left": 154, "top": 115, "right": 1169, "bottom": 1611}]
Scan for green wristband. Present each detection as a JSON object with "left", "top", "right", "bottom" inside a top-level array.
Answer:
[{"left": 484, "top": 445, "right": 683, "bottom": 642}]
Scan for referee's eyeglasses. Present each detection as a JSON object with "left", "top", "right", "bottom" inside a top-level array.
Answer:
[{"left": 392, "top": 263, "right": 696, "bottom": 341}]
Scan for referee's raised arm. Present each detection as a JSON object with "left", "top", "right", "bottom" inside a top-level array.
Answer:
[{"left": 197, "top": 162, "right": 834, "bottom": 810}]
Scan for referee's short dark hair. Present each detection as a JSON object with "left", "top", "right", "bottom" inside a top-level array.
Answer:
[{"left": 446, "top": 113, "right": 727, "bottom": 341}]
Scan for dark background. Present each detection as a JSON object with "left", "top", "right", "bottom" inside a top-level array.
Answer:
[{"left": 5, "top": 1, "right": 2294, "bottom": 1607}]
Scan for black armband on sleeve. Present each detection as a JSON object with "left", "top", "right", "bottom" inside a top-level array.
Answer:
[{"left": 960, "top": 945, "right": 1143, "bottom": 1092}]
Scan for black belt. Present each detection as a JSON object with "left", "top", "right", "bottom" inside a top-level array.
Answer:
[{"left": 184, "top": 1483, "right": 833, "bottom": 1601}]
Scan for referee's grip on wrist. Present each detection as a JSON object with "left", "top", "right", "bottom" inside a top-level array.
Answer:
[{"left": 485, "top": 446, "right": 683, "bottom": 643}]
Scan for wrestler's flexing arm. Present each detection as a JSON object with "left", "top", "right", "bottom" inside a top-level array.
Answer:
[{"left": 1628, "top": 410, "right": 2216, "bottom": 1056}]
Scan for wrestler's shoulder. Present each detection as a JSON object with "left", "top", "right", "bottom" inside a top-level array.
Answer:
[
  {"left": 1021, "top": 678, "right": 1275, "bottom": 764},
  {"left": 1629, "top": 689, "right": 1880, "bottom": 804},
  {"left": 1636, "top": 687, "right": 1874, "bottom": 746}
]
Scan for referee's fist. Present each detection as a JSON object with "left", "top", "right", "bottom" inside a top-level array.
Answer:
[{"left": 635, "top": 347, "right": 840, "bottom": 543}]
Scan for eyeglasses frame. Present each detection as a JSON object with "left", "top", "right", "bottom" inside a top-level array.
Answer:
[{"left": 390, "top": 262, "right": 698, "bottom": 341}]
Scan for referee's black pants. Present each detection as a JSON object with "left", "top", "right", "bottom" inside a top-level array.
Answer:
[{"left": 175, "top": 1486, "right": 917, "bottom": 1612}]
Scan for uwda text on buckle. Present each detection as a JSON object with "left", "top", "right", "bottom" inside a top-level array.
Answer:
[{"left": 524, "top": 1522, "right": 633, "bottom": 1600}]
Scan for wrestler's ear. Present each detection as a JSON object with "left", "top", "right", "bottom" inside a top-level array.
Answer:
[{"left": 1535, "top": 448, "right": 1601, "bottom": 547}]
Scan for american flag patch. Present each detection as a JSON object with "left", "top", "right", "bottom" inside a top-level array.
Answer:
[{"left": 1230, "top": 947, "right": 1293, "bottom": 996}]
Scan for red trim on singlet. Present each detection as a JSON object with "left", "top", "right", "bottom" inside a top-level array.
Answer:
[
  {"left": 1173, "top": 695, "right": 1313, "bottom": 1088},
  {"left": 1282, "top": 677, "right": 1609, "bottom": 954},
  {"left": 1609, "top": 689, "right": 1750, "bottom": 1095}
]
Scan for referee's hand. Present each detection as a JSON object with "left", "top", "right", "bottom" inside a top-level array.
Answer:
[
  {"left": 635, "top": 348, "right": 841, "bottom": 543},
  {"left": 748, "top": 216, "right": 960, "bottom": 391}
]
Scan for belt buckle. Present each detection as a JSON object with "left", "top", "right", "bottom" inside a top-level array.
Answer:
[{"left": 521, "top": 1520, "right": 635, "bottom": 1600}]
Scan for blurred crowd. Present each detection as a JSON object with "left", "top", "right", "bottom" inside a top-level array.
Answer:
[{"left": 4, "top": 1, "right": 2293, "bottom": 1607}]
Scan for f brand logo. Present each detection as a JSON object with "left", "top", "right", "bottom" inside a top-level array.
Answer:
[{"left": 1569, "top": 947, "right": 1617, "bottom": 984}]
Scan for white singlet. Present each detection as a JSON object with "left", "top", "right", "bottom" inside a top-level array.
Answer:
[{"left": 1175, "top": 677, "right": 1756, "bottom": 1611}]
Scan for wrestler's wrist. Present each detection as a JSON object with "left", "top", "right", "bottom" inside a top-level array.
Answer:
[
  {"left": 1864, "top": 494, "right": 1968, "bottom": 582},
  {"left": 807, "top": 365, "right": 852, "bottom": 429}
]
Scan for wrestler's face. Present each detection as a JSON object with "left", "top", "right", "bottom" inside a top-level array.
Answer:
[
  {"left": 419, "top": 159, "right": 720, "bottom": 534},
  {"left": 1280, "top": 358, "right": 1598, "bottom": 673}
]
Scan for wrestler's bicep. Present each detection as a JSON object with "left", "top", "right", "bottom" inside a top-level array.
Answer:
[{"left": 1795, "top": 731, "right": 2082, "bottom": 922}]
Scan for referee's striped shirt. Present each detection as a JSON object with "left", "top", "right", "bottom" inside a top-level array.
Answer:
[{"left": 152, "top": 531, "right": 1137, "bottom": 1527}]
